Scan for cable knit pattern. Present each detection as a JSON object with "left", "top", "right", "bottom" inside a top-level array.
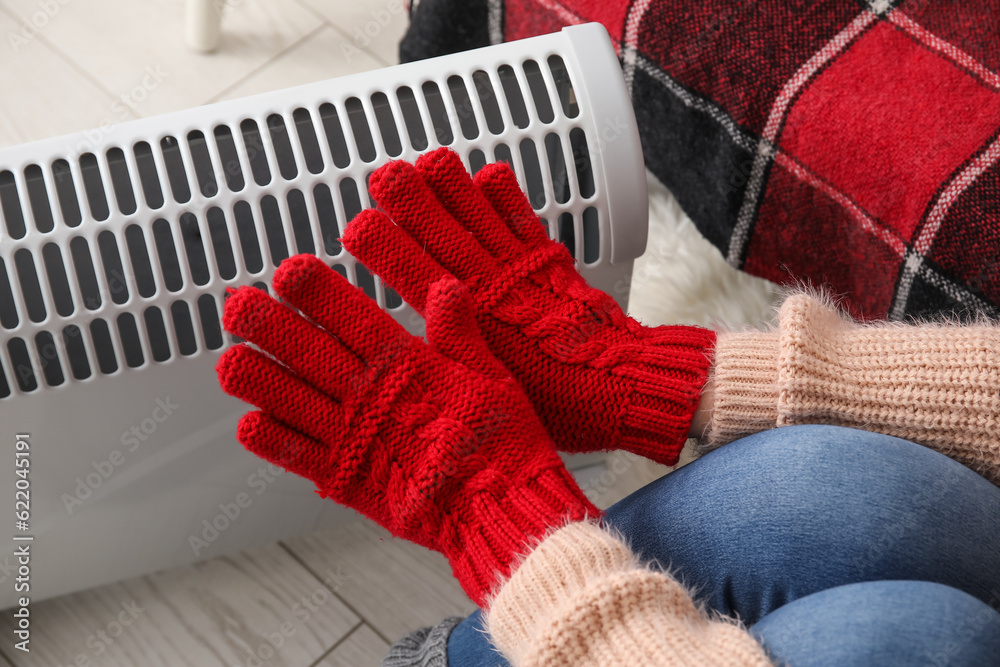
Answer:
[
  {"left": 343, "top": 148, "right": 716, "bottom": 466},
  {"left": 707, "top": 294, "right": 1000, "bottom": 485},
  {"left": 216, "top": 255, "right": 598, "bottom": 606},
  {"left": 486, "top": 522, "right": 773, "bottom": 667}
]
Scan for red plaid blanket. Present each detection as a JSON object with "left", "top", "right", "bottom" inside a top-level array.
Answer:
[{"left": 401, "top": 0, "right": 1000, "bottom": 321}]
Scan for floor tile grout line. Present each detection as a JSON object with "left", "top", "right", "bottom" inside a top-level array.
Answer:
[
  {"left": 307, "top": 619, "right": 365, "bottom": 667},
  {"left": 205, "top": 22, "right": 328, "bottom": 104},
  {"left": 0, "top": 1, "right": 127, "bottom": 105},
  {"left": 277, "top": 540, "right": 395, "bottom": 646}
]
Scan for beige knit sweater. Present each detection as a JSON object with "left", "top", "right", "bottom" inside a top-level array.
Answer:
[
  {"left": 486, "top": 521, "right": 774, "bottom": 667},
  {"left": 706, "top": 293, "right": 1000, "bottom": 485}
]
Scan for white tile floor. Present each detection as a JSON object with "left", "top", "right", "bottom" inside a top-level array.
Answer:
[{"left": 0, "top": 3, "right": 777, "bottom": 663}]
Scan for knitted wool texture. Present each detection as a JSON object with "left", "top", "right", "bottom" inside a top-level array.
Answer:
[
  {"left": 216, "top": 255, "right": 599, "bottom": 605},
  {"left": 707, "top": 293, "right": 1000, "bottom": 485},
  {"left": 486, "top": 521, "right": 774, "bottom": 667},
  {"left": 344, "top": 148, "right": 716, "bottom": 465}
]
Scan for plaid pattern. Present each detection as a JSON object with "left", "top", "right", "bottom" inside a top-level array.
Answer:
[{"left": 402, "top": 0, "right": 1000, "bottom": 321}]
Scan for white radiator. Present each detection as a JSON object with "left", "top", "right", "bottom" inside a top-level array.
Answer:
[{"left": 0, "top": 22, "right": 647, "bottom": 607}]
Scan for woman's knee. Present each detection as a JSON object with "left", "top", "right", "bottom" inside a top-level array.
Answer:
[{"left": 752, "top": 580, "right": 1000, "bottom": 667}]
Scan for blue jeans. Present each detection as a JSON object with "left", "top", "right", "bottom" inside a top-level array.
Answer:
[{"left": 448, "top": 426, "right": 1000, "bottom": 666}]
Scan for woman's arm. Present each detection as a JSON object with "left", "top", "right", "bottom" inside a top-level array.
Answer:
[{"left": 698, "top": 293, "right": 1000, "bottom": 485}]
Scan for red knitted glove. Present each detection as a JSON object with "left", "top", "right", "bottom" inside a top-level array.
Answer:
[
  {"left": 342, "top": 148, "right": 717, "bottom": 465},
  {"left": 216, "top": 254, "right": 598, "bottom": 605}
]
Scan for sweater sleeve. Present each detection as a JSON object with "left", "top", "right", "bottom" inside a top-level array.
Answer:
[
  {"left": 485, "top": 521, "right": 773, "bottom": 667},
  {"left": 705, "top": 293, "right": 1000, "bottom": 485}
]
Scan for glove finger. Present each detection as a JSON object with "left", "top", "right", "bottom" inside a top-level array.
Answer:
[
  {"left": 474, "top": 162, "right": 552, "bottom": 249},
  {"left": 342, "top": 209, "right": 449, "bottom": 314},
  {"left": 217, "top": 344, "right": 344, "bottom": 443},
  {"left": 425, "top": 276, "right": 508, "bottom": 380},
  {"left": 367, "top": 159, "right": 497, "bottom": 287},
  {"left": 236, "top": 411, "right": 333, "bottom": 486},
  {"left": 414, "top": 148, "right": 523, "bottom": 261},
  {"left": 271, "top": 254, "right": 410, "bottom": 361},
  {"left": 222, "top": 285, "right": 366, "bottom": 403}
]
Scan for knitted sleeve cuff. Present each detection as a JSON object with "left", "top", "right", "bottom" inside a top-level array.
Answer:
[
  {"left": 703, "top": 329, "right": 780, "bottom": 448},
  {"left": 484, "top": 521, "right": 772, "bottom": 667}
]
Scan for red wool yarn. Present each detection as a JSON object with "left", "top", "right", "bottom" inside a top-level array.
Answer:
[
  {"left": 344, "top": 148, "right": 717, "bottom": 465},
  {"left": 217, "top": 256, "right": 599, "bottom": 606}
]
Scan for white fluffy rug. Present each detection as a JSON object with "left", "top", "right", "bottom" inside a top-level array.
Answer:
[{"left": 628, "top": 170, "right": 781, "bottom": 330}]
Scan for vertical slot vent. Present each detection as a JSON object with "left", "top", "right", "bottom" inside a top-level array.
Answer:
[
  {"left": 396, "top": 86, "right": 428, "bottom": 151},
  {"left": 125, "top": 224, "right": 157, "bottom": 298},
  {"left": 70, "top": 237, "right": 101, "bottom": 310},
  {"left": 545, "top": 133, "right": 569, "bottom": 204},
  {"left": 133, "top": 141, "right": 165, "bottom": 209},
  {"left": 371, "top": 92, "right": 403, "bottom": 158},
  {"left": 8, "top": 338, "right": 36, "bottom": 392},
  {"left": 570, "top": 128, "right": 595, "bottom": 198},
  {"left": 498, "top": 65, "right": 529, "bottom": 129},
  {"left": 523, "top": 60, "right": 554, "bottom": 124},
  {"left": 213, "top": 126, "right": 245, "bottom": 193},
  {"left": 473, "top": 70, "right": 504, "bottom": 135},
  {"left": 469, "top": 149, "right": 487, "bottom": 175},
  {"left": 171, "top": 301, "right": 198, "bottom": 356},
  {"left": 35, "top": 331, "right": 64, "bottom": 387},
  {"left": 339, "top": 178, "right": 363, "bottom": 224},
  {"left": 421, "top": 81, "right": 454, "bottom": 146},
  {"left": 313, "top": 184, "right": 341, "bottom": 256},
  {"left": 24, "top": 165, "right": 54, "bottom": 233},
  {"left": 0, "top": 258, "right": 18, "bottom": 328},
  {"left": 63, "top": 324, "right": 91, "bottom": 380},
  {"left": 51, "top": 159, "right": 83, "bottom": 227},
  {"left": 260, "top": 195, "right": 288, "bottom": 265},
  {"left": 117, "top": 312, "right": 144, "bottom": 368},
  {"left": 0, "top": 362, "right": 8, "bottom": 398},
  {"left": 385, "top": 287, "right": 402, "bottom": 309},
  {"left": 240, "top": 120, "right": 271, "bottom": 187},
  {"left": 582, "top": 207, "right": 600, "bottom": 264},
  {"left": 206, "top": 207, "right": 237, "bottom": 280},
  {"left": 287, "top": 190, "right": 314, "bottom": 255},
  {"left": 197, "top": 294, "right": 223, "bottom": 350},
  {"left": 547, "top": 55, "right": 579, "bottom": 118},
  {"left": 106, "top": 148, "right": 138, "bottom": 215},
  {"left": 98, "top": 231, "right": 129, "bottom": 305},
  {"left": 234, "top": 200, "right": 263, "bottom": 273},
  {"left": 447, "top": 75, "right": 479, "bottom": 140},
  {"left": 266, "top": 114, "right": 298, "bottom": 181},
  {"left": 519, "top": 139, "right": 545, "bottom": 210},
  {"left": 144, "top": 306, "right": 171, "bottom": 362},
  {"left": 355, "top": 263, "right": 378, "bottom": 300},
  {"left": 0, "top": 170, "right": 26, "bottom": 239},
  {"left": 160, "top": 136, "right": 192, "bottom": 204},
  {"left": 152, "top": 218, "right": 183, "bottom": 292},
  {"left": 14, "top": 249, "right": 46, "bottom": 323},
  {"left": 494, "top": 143, "right": 513, "bottom": 167},
  {"left": 187, "top": 131, "right": 219, "bottom": 197},
  {"left": 42, "top": 243, "right": 74, "bottom": 317},
  {"left": 345, "top": 97, "right": 377, "bottom": 163},
  {"left": 558, "top": 212, "right": 575, "bottom": 259},
  {"left": 293, "top": 109, "right": 325, "bottom": 175},
  {"left": 180, "top": 213, "right": 210, "bottom": 286},
  {"left": 319, "top": 103, "right": 351, "bottom": 169},
  {"left": 79, "top": 153, "right": 110, "bottom": 221},
  {"left": 90, "top": 318, "right": 118, "bottom": 374}
]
